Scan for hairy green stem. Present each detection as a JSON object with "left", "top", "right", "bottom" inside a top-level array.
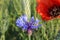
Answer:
[
  {"left": 1, "top": 34, "right": 5, "bottom": 40},
  {"left": 22, "top": 0, "right": 31, "bottom": 20},
  {"left": 28, "top": 35, "right": 31, "bottom": 40}
]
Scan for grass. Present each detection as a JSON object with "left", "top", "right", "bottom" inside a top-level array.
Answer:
[{"left": 0, "top": 0, "right": 60, "bottom": 40}]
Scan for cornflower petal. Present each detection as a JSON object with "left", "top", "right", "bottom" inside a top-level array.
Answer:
[
  {"left": 30, "top": 17, "right": 35, "bottom": 23},
  {"left": 16, "top": 17, "right": 25, "bottom": 27},
  {"left": 21, "top": 15, "right": 28, "bottom": 22},
  {"left": 16, "top": 15, "right": 41, "bottom": 31}
]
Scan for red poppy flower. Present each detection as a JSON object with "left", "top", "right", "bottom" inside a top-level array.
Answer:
[{"left": 36, "top": 0, "right": 60, "bottom": 21}]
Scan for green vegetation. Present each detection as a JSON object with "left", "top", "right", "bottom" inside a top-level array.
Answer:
[{"left": 0, "top": 0, "right": 60, "bottom": 40}]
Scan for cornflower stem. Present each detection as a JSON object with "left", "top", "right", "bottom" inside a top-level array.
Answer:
[{"left": 28, "top": 35, "right": 31, "bottom": 40}]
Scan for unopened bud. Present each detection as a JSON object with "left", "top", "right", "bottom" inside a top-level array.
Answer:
[{"left": 28, "top": 29, "right": 32, "bottom": 36}]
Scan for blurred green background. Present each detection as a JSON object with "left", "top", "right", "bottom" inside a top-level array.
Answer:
[{"left": 0, "top": 0, "right": 60, "bottom": 40}]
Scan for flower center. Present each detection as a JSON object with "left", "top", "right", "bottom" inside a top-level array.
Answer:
[{"left": 49, "top": 6, "right": 60, "bottom": 17}]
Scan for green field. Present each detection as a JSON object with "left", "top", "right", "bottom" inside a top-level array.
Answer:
[{"left": 0, "top": 0, "right": 60, "bottom": 40}]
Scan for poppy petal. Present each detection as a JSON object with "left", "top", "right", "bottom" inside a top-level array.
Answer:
[
  {"left": 36, "top": 0, "right": 60, "bottom": 21},
  {"left": 53, "top": 0, "right": 60, "bottom": 6},
  {"left": 36, "top": 0, "right": 54, "bottom": 8}
]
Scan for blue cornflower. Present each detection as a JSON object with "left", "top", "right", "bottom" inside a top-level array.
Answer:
[{"left": 16, "top": 15, "right": 41, "bottom": 31}]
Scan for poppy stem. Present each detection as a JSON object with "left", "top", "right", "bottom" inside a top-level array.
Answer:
[{"left": 33, "top": 0, "right": 37, "bottom": 19}]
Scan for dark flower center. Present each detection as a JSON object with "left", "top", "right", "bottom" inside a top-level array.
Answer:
[{"left": 49, "top": 6, "right": 60, "bottom": 17}]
